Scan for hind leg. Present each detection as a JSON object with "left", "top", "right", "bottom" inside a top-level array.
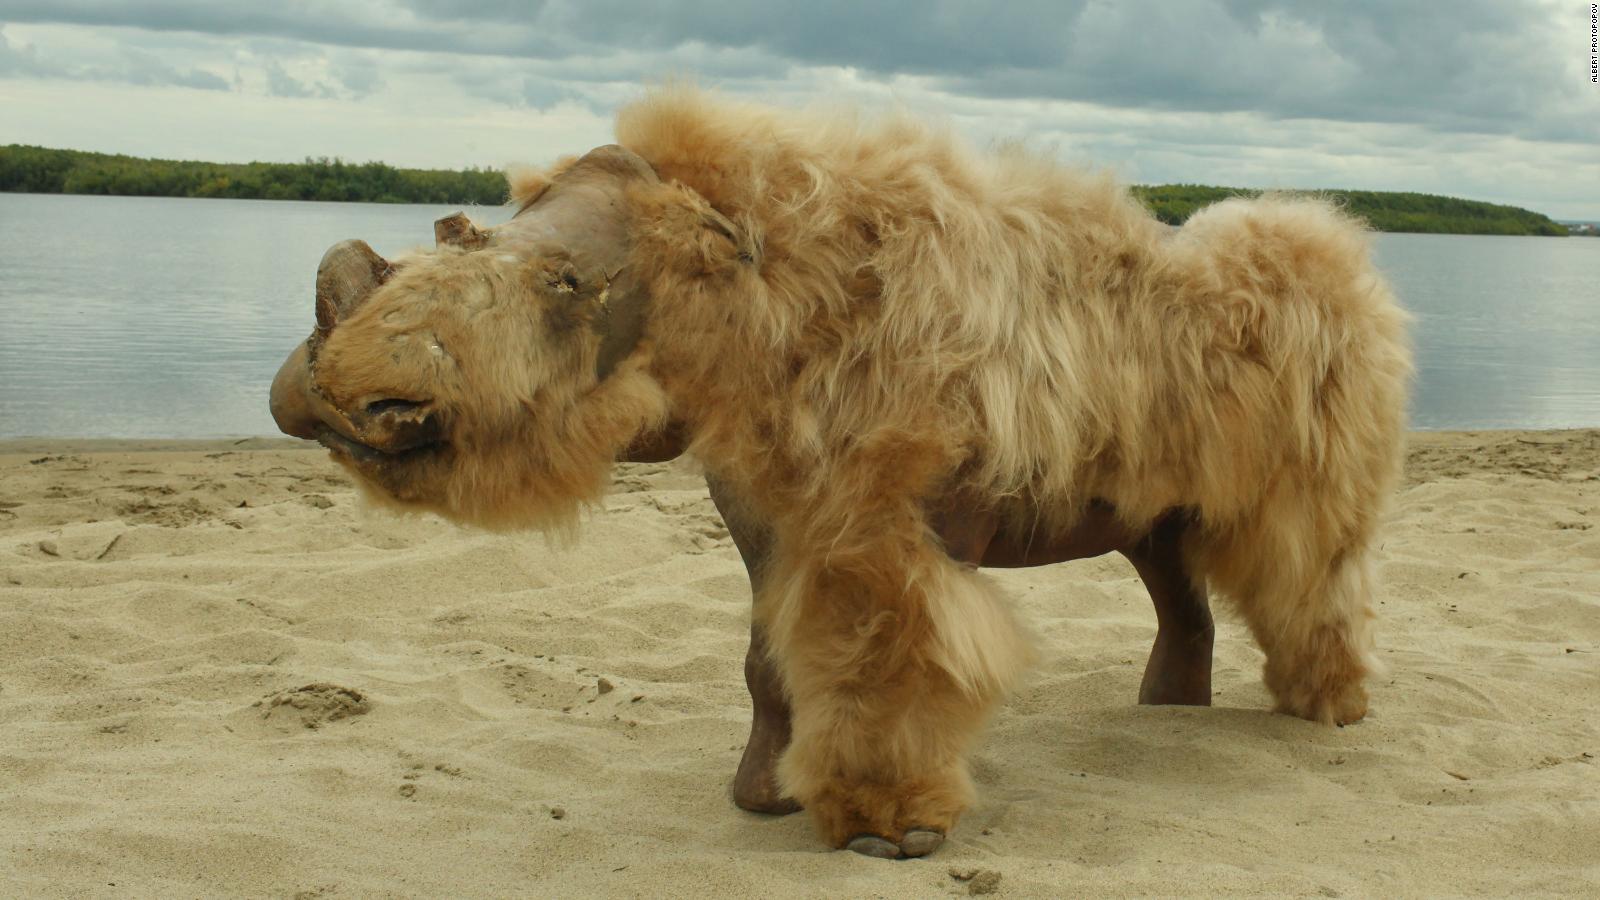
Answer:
[
  {"left": 982, "top": 502, "right": 1213, "bottom": 707},
  {"left": 1122, "top": 514, "right": 1213, "bottom": 707},
  {"left": 708, "top": 475, "right": 801, "bottom": 815}
]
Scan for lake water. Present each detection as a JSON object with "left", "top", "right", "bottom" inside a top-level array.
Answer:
[{"left": 1, "top": 192, "right": 1597, "bottom": 437}]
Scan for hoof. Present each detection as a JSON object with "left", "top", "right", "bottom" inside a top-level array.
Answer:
[
  {"left": 737, "top": 794, "right": 802, "bottom": 815},
  {"left": 900, "top": 828, "right": 945, "bottom": 858},
  {"left": 847, "top": 835, "right": 902, "bottom": 859},
  {"left": 733, "top": 783, "right": 801, "bottom": 816},
  {"left": 1273, "top": 682, "right": 1369, "bottom": 727},
  {"left": 732, "top": 741, "right": 802, "bottom": 816},
  {"left": 845, "top": 828, "right": 946, "bottom": 860}
]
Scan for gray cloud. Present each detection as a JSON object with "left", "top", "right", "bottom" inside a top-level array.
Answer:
[
  {"left": 0, "top": 21, "right": 228, "bottom": 89},
  {"left": 3, "top": 0, "right": 1589, "bottom": 142},
  {"left": 0, "top": 24, "right": 50, "bottom": 75},
  {"left": 0, "top": 0, "right": 579, "bottom": 61},
  {"left": 262, "top": 58, "right": 314, "bottom": 97},
  {"left": 531, "top": 0, "right": 1079, "bottom": 73},
  {"left": 1, "top": 1, "right": 1594, "bottom": 218},
  {"left": 963, "top": 3, "right": 1568, "bottom": 143},
  {"left": 118, "top": 44, "right": 228, "bottom": 89},
  {"left": 332, "top": 57, "right": 382, "bottom": 96}
]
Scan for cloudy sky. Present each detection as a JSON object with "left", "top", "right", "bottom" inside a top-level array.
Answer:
[{"left": 2, "top": 0, "right": 1596, "bottom": 218}]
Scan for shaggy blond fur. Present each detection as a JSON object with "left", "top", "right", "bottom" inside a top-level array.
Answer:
[
  {"left": 611, "top": 88, "right": 1406, "bottom": 844},
  {"left": 313, "top": 86, "right": 1410, "bottom": 848}
]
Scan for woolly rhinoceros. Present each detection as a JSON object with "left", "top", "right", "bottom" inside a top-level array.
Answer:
[{"left": 269, "top": 87, "right": 1410, "bottom": 859}]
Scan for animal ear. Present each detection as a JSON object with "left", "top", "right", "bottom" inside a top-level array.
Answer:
[
  {"left": 699, "top": 204, "right": 760, "bottom": 266},
  {"left": 629, "top": 181, "right": 759, "bottom": 277},
  {"left": 315, "top": 239, "right": 393, "bottom": 332},
  {"left": 435, "top": 212, "right": 488, "bottom": 250}
]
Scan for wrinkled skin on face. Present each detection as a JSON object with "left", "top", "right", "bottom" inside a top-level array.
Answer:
[{"left": 269, "top": 146, "right": 672, "bottom": 530}]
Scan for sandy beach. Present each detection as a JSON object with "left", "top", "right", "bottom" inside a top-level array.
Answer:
[{"left": 2, "top": 430, "right": 1596, "bottom": 898}]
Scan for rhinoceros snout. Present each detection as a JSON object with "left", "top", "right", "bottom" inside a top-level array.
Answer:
[
  {"left": 269, "top": 340, "right": 320, "bottom": 440},
  {"left": 271, "top": 238, "right": 402, "bottom": 444}
]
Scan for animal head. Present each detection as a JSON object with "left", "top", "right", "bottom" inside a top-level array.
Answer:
[{"left": 268, "top": 144, "right": 748, "bottom": 531}]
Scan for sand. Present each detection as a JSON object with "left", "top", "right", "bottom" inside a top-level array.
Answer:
[{"left": 1, "top": 431, "right": 1596, "bottom": 898}]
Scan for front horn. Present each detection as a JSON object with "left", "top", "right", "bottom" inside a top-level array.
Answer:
[{"left": 315, "top": 239, "right": 393, "bottom": 332}]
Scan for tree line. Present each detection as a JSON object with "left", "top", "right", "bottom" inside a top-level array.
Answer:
[
  {"left": 0, "top": 144, "right": 506, "bottom": 205},
  {"left": 0, "top": 143, "right": 1568, "bottom": 236},
  {"left": 1130, "top": 184, "right": 1567, "bottom": 236}
]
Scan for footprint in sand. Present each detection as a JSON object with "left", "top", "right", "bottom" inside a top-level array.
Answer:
[
  {"left": 116, "top": 496, "right": 213, "bottom": 526},
  {"left": 245, "top": 683, "right": 371, "bottom": 731}
]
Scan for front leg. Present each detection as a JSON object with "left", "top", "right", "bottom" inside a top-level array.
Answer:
[
  {"left": 733, "top": 624, "right": 800, "bottom": 814},
  {"left": 707, "top": 475, "right": 800, "bottom": 815},
  {"left": 765, "top": 523, "right": 1030, "bottom": 858}
]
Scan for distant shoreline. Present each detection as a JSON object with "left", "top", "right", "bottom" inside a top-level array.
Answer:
[
  {"left": 0, "top": 144, "right": 505, "bottom": 206},
  {"left": 1, "top": 143, "right": 1571, "bottom": 236},
  {"left": 1130, "top": 184, "right": 1569, "bottom": 237}
]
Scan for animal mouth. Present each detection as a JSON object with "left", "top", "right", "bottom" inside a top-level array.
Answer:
[
  {"left": 314, "top": 422, "right": 446, "bottom": 464},
  {"left": 364, "top": 398, "right": 425, "bottom": 416}
]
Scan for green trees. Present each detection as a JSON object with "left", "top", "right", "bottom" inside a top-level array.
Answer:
[
  {"left": 0, "top": 145, "right": 506, "bottom": 205},
  {"left": 1130, "top": 184, "right": 1568, "bottom": 236},
  {"left": 0, "top": 144, "right": 1569, "bottom": 236}
]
